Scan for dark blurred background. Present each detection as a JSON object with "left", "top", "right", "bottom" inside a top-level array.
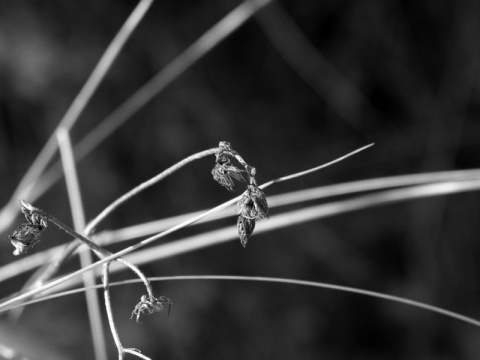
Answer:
[{"left": 1, "top": 0, "right": 480, "bottom": 359}]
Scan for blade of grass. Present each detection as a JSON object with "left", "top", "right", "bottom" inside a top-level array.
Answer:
[
  {"left": 96, "top": 168, "right": 480, "bottom": 243},
  {"left": 0, "top": 143, "right": 371, "bottom": 287},
  {"left": 109, "top": 179, "right": 480, "bottom": 269},
  {"left": 1, "top": 177, "right": 479, "bottom": 311},
  {"left": 8, "top": 275, "right": 480, "bottom": 329},
  {"left": 1, "top": 169, "right": 479, "bottom": 284},
  {"left": 0, "top": 0, "right": 155, "bottom": 235},
  {"left": 19, "top": 142, "right": 371, "bottom": 292}
]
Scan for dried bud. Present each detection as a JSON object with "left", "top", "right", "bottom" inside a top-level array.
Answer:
[
  {"left": 215, "top": 141, "right": 233, "bottom": 165},
  {"left": 236, "top": 185, "right": 269, "bottom": 220},
  {"left": 9, "top": 223, "right": 45, "bottom": 256},
  {"left": 218, "top": 141, "right": 232, "bottom": 150},
  {"left": 212, "top": 164, "right": 245, "bottom": 191},
  {"left": 237, "top": 215, "right": 256, "bottom": 247},
  {"left": 131, "top": 295, "right": 172, "bottom": 323}
]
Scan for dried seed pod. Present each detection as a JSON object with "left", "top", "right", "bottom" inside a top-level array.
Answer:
[
  {"left": 9, "top": 223, "right": 45, "bottom": 256},
  {"left": 212, "top": 164, "right": 245, "bottom": 191},
  {"left": 131, "top": 295, "right": 172, "bottom": 323},
  {"left": 237, "top": 215, "right": 256, "bottom": 247},
  {"left": 236, "top": 185, "right": 269, "bottom": 220}
]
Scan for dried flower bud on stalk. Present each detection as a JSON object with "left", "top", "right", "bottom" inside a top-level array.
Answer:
[
  {"left": 236, "top": 184, "right": 269, "bottom": 221},
  {"left": 212, "top": 141, "right": 246, "bottom": 191},
  {"left": 9, "top": 201, "right": 48, "bottom": 256},
  {"left": 212, "top": 141, "right": 269, "bottom": 246},
  {"left": 212, "top": 164, "right": 245, "bottom": 191},
  {"left": 237, "top": 215, "right": 256, "bottom": 247},
  {"left": 131, "top": 295, "right": 172, "bottom": 323}
]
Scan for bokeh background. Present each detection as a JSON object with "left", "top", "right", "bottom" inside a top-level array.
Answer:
[{"left": 1, "top": 0, "right": 480, "bottom": 359}]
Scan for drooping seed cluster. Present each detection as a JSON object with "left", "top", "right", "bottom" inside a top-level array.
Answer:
[
  {"left": 131, "top": 294, "right": 172, "bottom": 323},
  {"left": 212, "top": 141, "right": 268, "bottom": 247},
  {"left": 9, "top": 201, "right": 48, "bottom": 256}
]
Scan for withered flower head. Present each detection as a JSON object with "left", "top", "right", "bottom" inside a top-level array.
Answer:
[
  {"left": 237, "top": 215, "right": 256, "bottom": 247},
  {"left": 212, "top": 164, "right": 245, "bottom": 191},
  {"left": 131, "top": 295, "right": 172, "bottom": 323},
  {"left": 218, "top": 141, "right": 232, "bottom": 150},
  {"left": 236, "top": 185, "right": 269, "bottom": 220},
  {"left": 215, "top": 141, "right": 233, "bottom": 165},
  {"left": 9, "top": 223, "right": 45, "bottom": 256},
  {"left": 9, "top": 201, "right": 47, "bottom": 256}
]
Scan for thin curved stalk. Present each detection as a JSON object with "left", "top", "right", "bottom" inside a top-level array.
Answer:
[
  {"left": 85, "top": 148, "right": 219, "bottom": 235},
  {"left": 25, "top": 142, "right": 370, "bottom": 293},
  {"left": 19, "top": 202, "right": 154, "bottom": 299},
  {"left": 23, "top": 148, "right": 219, "bottom": 292},
  {"left": 1, "top": 168, "right": 479, "bottom": 286},
  {"left": 1, "top": 177, "right": 479, "bottom": 312},
  {"left": 7, "top": 275, "right": 480, "bottom": 329},
  {"left": 103, "top": 263, "right": 127, "bottom": 360}
]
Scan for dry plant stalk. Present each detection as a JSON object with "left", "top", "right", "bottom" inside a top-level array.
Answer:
[{"left": 6, "top": 141, "right": 372, "bottom": 360}]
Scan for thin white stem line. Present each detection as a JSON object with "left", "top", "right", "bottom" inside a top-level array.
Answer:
[
  {"left": 19, "top": 203, "right": 154, "bottom": 298},
  {"left": 9, "top": 275, "right": 480, "bottom": 329},
  {"left": 102, "top": 263, "right": 124, "bottom": 360},
  {"left": 24, "top": 148, "right": 219, "bottom": 292},
  {"left": 85, "top": 148, "right": 218, "bottom": 235},
  {"left": 2, "top": 176, "right": 478, "bottom": 313},
  {"left": 95, "top": 168, "right": 480, "bottom": 243},
  {"left": 3, "top": 169, "right": 479, "bottom": 285},
  {"left": 261, "top": 143, "right": 374, "bottom": 188},
  {"left": 0, "top": 144, "right": 439, "bottom": 308}
]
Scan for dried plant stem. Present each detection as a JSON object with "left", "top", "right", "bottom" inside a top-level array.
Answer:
[
  {"left": 103, "top": 263, "right": 150, "bottom": 360},
  {"left": 85, "top": 148, "right": 219, "bottom": 234},
  {"left": 5, "top": 177, "right": 479, "bottom": 310},
  {"left": 0, "top": 144, "right": 376, "bottom": 310},
  {"left": 8, "top": 275, "right": 480, "bottom": 329},
  {"left": 261, "top": 143, "right": 375, "bottom": 188},
  {"left": 24, "top": 202, "right": 156, "bottom": 358},
  {"left": 102, "top": 263, "right": 122, "bottom": 356},
  {"left": 24, "top": 202, "right": 153, "bottom": 298},
  {"left": 26, "top": 148, "right": 219, "bottom": 292}
]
